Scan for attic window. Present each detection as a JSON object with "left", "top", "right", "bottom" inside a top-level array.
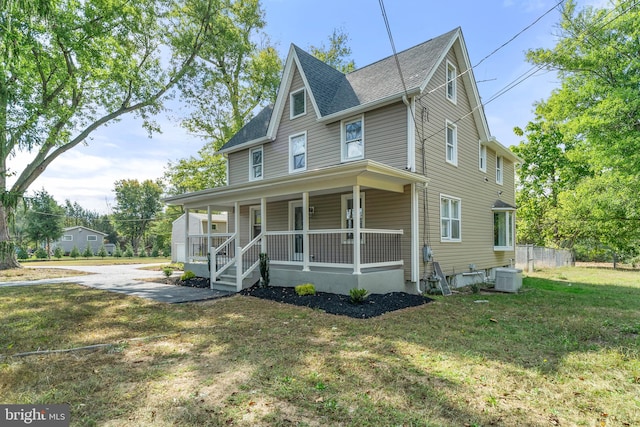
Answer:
[
  {"left": 342, "top": 115, "right": 364, "bottom": 161},
  {"left": 290, "top": 88, "right": 306, "bottom": 119},
  {"left": 446, "top": 60, "right": 457, "bottom": 103}
]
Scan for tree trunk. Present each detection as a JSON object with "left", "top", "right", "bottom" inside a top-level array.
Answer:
[{"left": 0, "top": 202, "right": 21, "bottom": 269}]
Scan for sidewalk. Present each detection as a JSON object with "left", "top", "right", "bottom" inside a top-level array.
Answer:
[{"left": 0, "top": 264, "right": 231, "bottom": 303}]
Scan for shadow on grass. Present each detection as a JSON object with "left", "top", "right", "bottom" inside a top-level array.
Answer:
[{"left": 1, "top": 275, "right": 639, "bottom": 426}]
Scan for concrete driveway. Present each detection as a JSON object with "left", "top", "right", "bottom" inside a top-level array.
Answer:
[{"left": 0, "top": 263, "right": 231, "bottom": 303}]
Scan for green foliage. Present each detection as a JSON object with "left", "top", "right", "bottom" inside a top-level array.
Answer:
[
  {"left": 16, "top": 248, "right": 29, "bottom": 260},
  {"left": 295, "top": 284, "right": 315, "bottom": 296},
  {"left": 349, "top": 288, "right": 368, "bottom": 304},
  {"left": 97, "top": 245, "right": 108, "bottom": 258},
  {"left": 70, "top": 246, "right": 81, "bottom": 259},
  {"left": 113, "top": 246, "right": 123, "bottom": 258},
  {"left": 124, "top": 244, "right": 134, "bottom": 258},
  {"left": 309, "top": 27, "right": 356, "bottom": 73},
  {"left": 162, "top": 267, "right": 174, "bottom": 278},
  {"left": 162, "top": 246, "right": 171, "bottom": 257},
  {"left": 0, "top": 0, "right": 224, "bottom": 269},
  {"left": 53, "top": 247, "right": 63, "bottom": 260},
  {"left": 515, "top": 0, "right": 640, "bottom": 255},
  {"left": 151, "top": 245, "right": 160, "bottom": 258},
  {"left": 259, "top": 252, "right": 270, "bottom": 287},
  {"left": 181, "top": 270, "right": 196, "bottom": 281},
  {"left": 139, "top": 249, "right": 147, "bottom": 258},
  {"left": 23, "top": 189, "right": 65, "bottom": 254},
  {"left": 83, "top": 244, "right": 93, "bottom": 258},
  {"left": 35, "top": 247, "right": 47, "bottom": 259},
  {"left": 112, "top": 179, "right": 163, "bottom": 254}
]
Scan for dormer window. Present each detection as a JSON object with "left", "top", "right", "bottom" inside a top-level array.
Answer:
[
  {"left": 341, "top": 115, "right": 364, "bottom": 161},
  {"left": 290, "top": 88, "right": 306, "bottom": 119},
  {"left": 446, "top": 60, "right": 457, "bottom": 103}
]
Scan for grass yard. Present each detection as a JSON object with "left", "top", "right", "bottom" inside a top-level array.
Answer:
[{"left": 0, "top": 267, "right": 639, "bottom": 426}]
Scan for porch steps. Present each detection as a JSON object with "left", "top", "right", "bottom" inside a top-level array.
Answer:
[
  {"left": 210, "top": 280, "right": 237, "bottom": 293},
  {"left": 210, "top": 272, "right": 258, "bottom": 293},
  {"left": 432, "top": 262, "right": 452, "bottom": 296}
]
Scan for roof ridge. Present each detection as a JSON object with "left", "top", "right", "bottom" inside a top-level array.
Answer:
[{"left": 346, "top": 27, "right": 459, "bottom": 76}]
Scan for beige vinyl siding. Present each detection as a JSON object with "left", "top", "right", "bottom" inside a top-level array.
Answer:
[
  {"left": 364, "top": 102, "right": 407, "bottom": 169},
  {"left": 414, "top": 47, "right": 515, "bottom": 278},
  {"left": 228, "top": 151, "right": 249, "bottom": 185}
]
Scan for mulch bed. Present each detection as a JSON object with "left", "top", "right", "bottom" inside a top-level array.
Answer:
[{"left": 167, "top": 276, "right": 432, "bottom": 318}]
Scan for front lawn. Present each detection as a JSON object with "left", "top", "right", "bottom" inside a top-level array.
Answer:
[{"left": 0, "top": 267, "right": 638, "bottom": 426}]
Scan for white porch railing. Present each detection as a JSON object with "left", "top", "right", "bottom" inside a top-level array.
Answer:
[
  {"left": 189, "top": 228, "right": 403, "bottom": 291},
  {"left": 186, "top": 233, "right": 233, "bottom": 262}
]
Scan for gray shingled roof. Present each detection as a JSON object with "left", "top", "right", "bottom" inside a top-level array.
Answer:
[
  {"left": 219, "top": 28, "right": 458, "bottom": 152},
  {"left": 220, "top": 104, "right": 273, "bottom": 151}
]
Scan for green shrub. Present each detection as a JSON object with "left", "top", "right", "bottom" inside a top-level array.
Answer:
[
  {"left": 16, "top": 247, "right": 29, "bottom": 260},
  {"left": 162, "top": 266, "right": 173, "bottom": 277},
  {"left": 83, "top": 244, "right": 93, "bottom": 258},
  {"left": 113, "top": 246, "right": 123, "bottom": 257},
  {"left": 259, "top": 252, "right": 270, "bottom": 287},
  {"left": 139, "top": 249, "right": 147, "bottom": 258},
  {"left": 35, "top": 247, "right": 48, "bottom": 259},
  {"left": 53, "top": 247, "right": 63, "bottom": 260},
  {"left": 151, "top": 245, "right": 160, "bottom": 257},
  {"left": 162, "top": 246, "right": 171, "bottom": 257},
  {"left": 97, "top": 245, "right": 108, "bottom": 258},
  {"left": 349, "top": 288, "right": 368, "bottom": 304},
  {"left": 124, "top": 244, "right": 134, "bottom": 258},
  {"left": 70, "top": 245, "right": 81, "bottom": 259},
  {"left": 181, "top": 270, "right": 196, "bottom": 281},
  {"left": 295, "top": 283, "right": 315, "bottom": 296}
]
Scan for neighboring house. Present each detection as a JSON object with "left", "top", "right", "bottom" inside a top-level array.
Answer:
[
  {"left": 165, "top": 27, "right": 520, "bottom": 295},
  {"left": 171, "top": 212, "right": 228, "bottom": 262},
  {"left": 52, "top": 226, "right": 114, "bottom": 255}
]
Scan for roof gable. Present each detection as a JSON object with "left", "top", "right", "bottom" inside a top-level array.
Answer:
[{"left": 63, "top": 226, "right": 107, "bottom": 236}]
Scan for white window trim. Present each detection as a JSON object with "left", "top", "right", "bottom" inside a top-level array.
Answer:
[
  {"left": 446, "top": 60, "right": 457, "bottom": 104},
  {"left": 224, "top": 156, "right": 229, "bottom": 185},
  {"left": 289, "top": 131, "right": 307, "bottom": 173},
  {"left": 249, "top": 145, "right": 264, "bottom": 181},
  {"left": 341, "top": 114, "right": 365, "bottom": 162},
  {"left": 479, "top": 143, "right": 487, "bottom": 172},
  {"left": 87, "top": 235, "right": 97, "bottom": 241},
  {"left": 445, "top": 120, "right": 458, "bottom": 166},
  {"left": 62, "top": 235, "right": 73, "bottom": 241},
  {"left": 290, "top": 88, "right": 306, "bottom": 119},
  {"left": 440, "top": 194, "right": 462, "bottom": 243},
  {"left": 249, "top": 206, "right": 262, "bottom": 240},
  {"left": 341, "top": 193, "right": 365, "bottom": 244},
  {"left": 496, "top": 155, "right": 504, "bottom": 185},
  {"left": 493, "top": 209, "right": 515, "bottom": 251}
]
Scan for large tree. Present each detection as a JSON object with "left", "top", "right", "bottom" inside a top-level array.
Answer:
[
  {"left": 112, "top": 179, "right": 163, "bottom": 253},
  {"left": 514, "top": 0, "right": 640, "bottom": 258},
  {"left": 0, "top": 0, "right": 225, "bottom": 269},
  {"left": 23, "top": 189, "right": 64, "bottom": 256},
  {"left": 164, "top": 0, "right": 282, "bottom": 195}
]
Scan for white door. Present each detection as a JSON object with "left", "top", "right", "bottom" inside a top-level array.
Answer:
[{"left": 289, "top": 201, "right": 303, "bottom": 261}]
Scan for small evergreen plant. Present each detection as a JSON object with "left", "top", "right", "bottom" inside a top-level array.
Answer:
[
  {"left": 349, "top": 288, "right": 369, "bottom": 304},
  {"left": 70, "top": 245, "right": 81, "bottom": 259},
  {"left": 295, "top": 283, "right": 316, "bottom": 296}
]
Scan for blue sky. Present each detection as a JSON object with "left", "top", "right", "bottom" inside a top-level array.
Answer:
[{"left": 12, "top": 0, "right": 606, "bottom": 213}]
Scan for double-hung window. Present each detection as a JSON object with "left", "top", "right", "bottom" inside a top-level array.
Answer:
[
  {"left": 440, "top": 195, "right": 461, "bottom": 242},
  {"left": 62, "top": 235, "right": 72, "bottom": 241},
  {"left": 341, "top": 193, "right": 365, "bottom": 242},
  {"left": 289, "top": 132, "right": 307, "bottom": 173},
  {"left": 250, "top": 206, "right": 262, "bottom": 240},
  {"left": 87, "top": 235, "right": 97, "bottom": 241},
  {"left": 342, "top": 116, "right": 364, "bottom": 161},
  {"left": 494, "top": 209, "right": 514, "bottom": 250},
  {"left": 496, "top": 155, "right": 503, "bottom": 184},
  {"left": 446, "top": 121, "right": 458, "bottom": 166},
  {"left": 479, "top": 143, "right": 487, "bottom": 172},
  {"left": 290, "top": 88, "right": 306, "bottom": 119},
  {"left": 250, "top": 146, "right": 263, "bottom": 180},
  {"left": 446, "top": 60, "right": 457, "bottom": 103}
]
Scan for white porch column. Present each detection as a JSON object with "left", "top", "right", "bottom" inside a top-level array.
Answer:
[
  {"left": 411, "top": 183, "right": 419, "bottom": 284},
  {"left": 207, "top": 205, "right": 212, "bottom": 257},
  {"left": 234, "top": 202, "right": 242, "bottom": 292},
  {"left": 260, "top": 197, "right": 267, "bottom": 253},
  {"left": 352, "top": 185, "right": 361, "bottom": 275},
  {"left": 302, "top": 191, "right": 310, "bottom": 271},
  {"left": 183, "top": 208, "right": 189, "bottom": 263}
]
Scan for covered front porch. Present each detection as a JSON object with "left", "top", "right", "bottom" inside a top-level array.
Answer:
[{"left": 164, "top": 160, "right": 428, "bottom": 295}]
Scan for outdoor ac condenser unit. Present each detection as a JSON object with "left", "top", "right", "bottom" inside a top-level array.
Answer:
[{"left": 494, "top": 268, "right": 523, "bottom": 293}]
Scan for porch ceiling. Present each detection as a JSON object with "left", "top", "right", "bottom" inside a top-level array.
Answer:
[{"left": 164, "top": 159, "right": 429, "bottom": 210}]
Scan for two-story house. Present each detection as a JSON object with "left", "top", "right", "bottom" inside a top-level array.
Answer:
[{"left": 165, "top": 27, "right": 520, "bottom": 295}]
